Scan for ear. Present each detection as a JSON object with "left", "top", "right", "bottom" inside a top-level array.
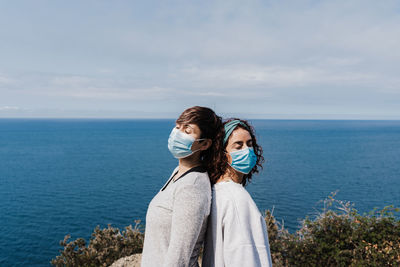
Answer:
[
  {"left": 226, "top": 151, "right": 232, "bottom": 164},
  {"left": 200, "top": 139, "right": 212, "bottom": 151}
]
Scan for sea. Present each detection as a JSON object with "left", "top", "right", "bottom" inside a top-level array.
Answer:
[{"left": 1, "top": 119, "right": 399, "bottom": 266}]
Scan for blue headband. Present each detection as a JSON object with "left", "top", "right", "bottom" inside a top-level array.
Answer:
[{"left": 223, "top": 120, "right": 249, "bottom": 145}]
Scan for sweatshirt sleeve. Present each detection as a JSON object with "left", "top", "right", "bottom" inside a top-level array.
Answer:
[
  {"left": 222, "top": 196, "right": 273, "bottom": 267},
  {"left": 162, "top": 183, "right": 209, "bottom": 267}
]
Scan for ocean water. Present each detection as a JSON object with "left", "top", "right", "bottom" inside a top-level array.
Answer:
[{"left": 0, "top": 119, "right": 399, "bottom": 266}]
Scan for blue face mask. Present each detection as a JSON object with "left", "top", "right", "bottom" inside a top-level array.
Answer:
[
  {"left": 168, "top": 127, "right": 204, "bottom": 158},
  {"left": 229, "top": 147, "right": 257, "bottom": 174}
]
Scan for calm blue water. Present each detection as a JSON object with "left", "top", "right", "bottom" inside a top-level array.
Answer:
[{"left": 1, "top": 119, "right": 399, "bottom": 266}]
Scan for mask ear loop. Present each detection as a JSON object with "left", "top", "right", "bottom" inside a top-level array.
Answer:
[
  {"left": 223, "top": 150, "right": 234, "bottom": 171},
  {"left": 188, "top": 138, "right": 209, "bottom": 155}
]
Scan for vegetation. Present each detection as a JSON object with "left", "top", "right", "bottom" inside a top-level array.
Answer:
[
  {"left": 266, "top": 192, "right": 400, "bottom": 266},
  {"left": 51, "top": 220, "right": 144, "bottom": 267},
  {"left": 52, "top": 193, "right": 400, "bottom": 266}
]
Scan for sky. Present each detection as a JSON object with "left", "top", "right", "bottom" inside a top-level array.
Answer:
[{"left": 0, "top": 0, "right": 399, "bottom": 119}]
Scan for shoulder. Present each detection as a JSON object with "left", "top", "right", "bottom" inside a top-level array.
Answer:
[
  {"left": 212, "top": 181, "right": 262, "bottom": 223},
  {"left": 173, "top": 171, "right": 211, "bottom": 203},
  {"left": 213, "top": 181, "right": 251, "bottom": 203},
  {"left": 177, "top": 171, "right": 211, "bottom": 190}
]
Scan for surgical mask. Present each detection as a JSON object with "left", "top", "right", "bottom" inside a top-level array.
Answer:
[
  {"left": 229, "top": 147, "right": 257, "bottom": 174},
  {"left": 168, "top": 127, "right": 204, "bottom": 158}
]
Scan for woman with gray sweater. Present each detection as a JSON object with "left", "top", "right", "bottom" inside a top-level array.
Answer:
[{"left": 141, "top": 106, "right": 223, "bottom": 267}]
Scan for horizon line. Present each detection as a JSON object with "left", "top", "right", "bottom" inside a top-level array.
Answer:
[{"left": 0, "top": 117, "right": 399, "bottom": 121}]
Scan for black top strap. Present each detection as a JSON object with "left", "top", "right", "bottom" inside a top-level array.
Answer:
[{"left": 161, "top": 165, "right": 207, "bottom": 191}]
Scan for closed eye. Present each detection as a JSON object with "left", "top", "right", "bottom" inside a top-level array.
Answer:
[{"left": 232, "top": 141, "right": 243, "bottom": 149}]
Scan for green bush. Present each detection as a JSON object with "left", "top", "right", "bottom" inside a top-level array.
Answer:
[
  {"left": 265, "top": 192, "right": 400, "bottom": 267},
  {"left": 51, "top": 220, "right": 144, "bottom": 267},
  {"left": 52, "top": 194, "right": 400, "bottom": 266}
]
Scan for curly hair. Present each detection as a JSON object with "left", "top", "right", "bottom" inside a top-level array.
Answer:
[
  {"left": 212, "top": 118, "right": 264, "bottom": 186},
  {"left": 176, "top": 106, "right": 225, "bottom": 183}
]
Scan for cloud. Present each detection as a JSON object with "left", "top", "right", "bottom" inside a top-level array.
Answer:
[
  {"left": 0, "top": 73, "right": 14, "bottom": 86},
  {"left": 180, "top": 65, "right": 378, "bottom": 89},
  {"left": 0, "top": 106, "right": 20, "bottom": 111},
  {"left": 0, "top": 0, "right": 400, "bottom": 118},
  {"left": 40, "top": 75, "right": 177, "bottom": 100}
]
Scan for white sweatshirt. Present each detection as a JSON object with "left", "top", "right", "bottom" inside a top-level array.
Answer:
[{"left": 202, "top": 180, "right": 273, "bottom": 267}]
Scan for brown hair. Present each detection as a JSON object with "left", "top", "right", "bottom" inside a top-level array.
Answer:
[
  {"left": 176, "top": 106, "right": 224, "bottom": 183},
  {"left": 215, "top": 118, "right": 264, "bottom": 186}
]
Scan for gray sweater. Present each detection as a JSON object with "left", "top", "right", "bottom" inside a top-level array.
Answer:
[{"left": 141, "top": 166, "right": 211, "bottom": 267}]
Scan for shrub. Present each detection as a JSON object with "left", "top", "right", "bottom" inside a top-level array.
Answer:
[
  {"left": 266, "top": 192, "right": 400, "bottom": 267},
  {"left": 51, "top": 220, "right": 144, "bottom": 267},
  {"left": 52, "top": 194, "right": 400, "bottom": 266}
]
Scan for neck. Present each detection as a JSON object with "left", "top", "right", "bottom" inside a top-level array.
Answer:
[
  {"left": 218, "top": 166, "right": 244, "bottom": 184},
  {"left": 178, "top": 152, "right": 201, "bottom": 174}
]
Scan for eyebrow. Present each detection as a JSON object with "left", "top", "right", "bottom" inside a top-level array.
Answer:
[
  {"left": 176, "top": 123, "right": 193, "bottom": 129},
  {"left": 231, "top": 139, "right": 252, "bottom": 146}
]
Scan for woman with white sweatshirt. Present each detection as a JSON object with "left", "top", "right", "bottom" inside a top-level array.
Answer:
[{"left": 202, "top": 119, "right": 273, "bottom": 267}]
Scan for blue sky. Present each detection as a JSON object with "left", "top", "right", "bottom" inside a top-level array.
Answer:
[{"left": 0, "top": 0, "right": 399, "bottom": 119}]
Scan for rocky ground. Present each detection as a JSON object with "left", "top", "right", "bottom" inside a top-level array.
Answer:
[
  {"left": 110, "top": 254, "right": 203, "bottom": 266},
  {"left": 109, "top": 254, "right": 142, "bottom": 267}
]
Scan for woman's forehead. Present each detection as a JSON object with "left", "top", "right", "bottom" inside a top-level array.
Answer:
[{"left": 229, "top": 128, "right": 251, "bottom": 142}]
